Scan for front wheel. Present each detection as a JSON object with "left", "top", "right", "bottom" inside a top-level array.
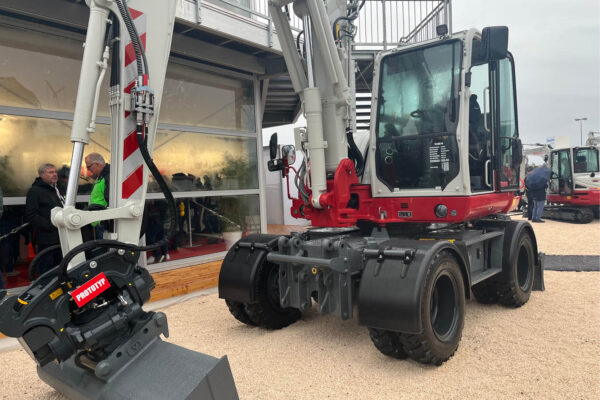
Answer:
[
  {"left": 368, "top": 328, "right": 408, "bottom": 359},
  {"left": 399, "top": 250, "right": 465, "bottom": 365},
  {"left": 244, "top": 261, "right": 301, "bottom": 329}
]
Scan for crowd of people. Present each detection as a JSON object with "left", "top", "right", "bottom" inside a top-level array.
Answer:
[{"left": 0, "top": 153, "right": 114, "bottom": 285}]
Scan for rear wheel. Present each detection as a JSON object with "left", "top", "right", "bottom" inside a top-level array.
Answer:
[
  {"left": 497, "top": 231, "right": 535, "bottom": 307},
  {"left": 368, "top": 328, "right": 408, "bottom": 359},
  {"left": 225, "top": 300, "right": 256, "bottom": 326},
  {"left": 471, "top": 280, "right": 499, "bottom": 304},
  {"left": 399, "top": 250, "right": 465, "bottom": 365},
  {"left": 244, "top": 261, "right": 301, "bottom": 329}
]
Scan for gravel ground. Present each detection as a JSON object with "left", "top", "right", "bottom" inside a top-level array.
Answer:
[
  {"left": 1, "top": 218, "right": 598, "bottom": 399},
  {"left": 511, "top": 215, "right": 600, "bottom": 255},
  {"left": 1, "top": 271, "right": 599, "bottom": 400}
]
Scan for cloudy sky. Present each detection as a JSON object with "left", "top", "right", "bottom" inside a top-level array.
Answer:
[{"left": 452, "top": 0, "right": 600, "bottom": 146}]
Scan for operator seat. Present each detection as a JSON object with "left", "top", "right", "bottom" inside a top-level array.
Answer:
[{"left": 574, "top": 156, "right": 587, "bottom": 173}]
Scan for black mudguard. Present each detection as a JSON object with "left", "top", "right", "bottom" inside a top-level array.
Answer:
[
  {"left": 218, "top": 234, "right": 282, "bottom": 303},
  {"left": 357, "top": 239, "right": 467, "bottom": 334},
  {"left": 501, "top": 220, "right": 545, "bottom": 291},
  {"left": 477, "top": 218, "right": 545, "bottom": 291}
]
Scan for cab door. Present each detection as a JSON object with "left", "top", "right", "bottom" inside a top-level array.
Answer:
[
  {"left": 491, "top": 54, "right": 521, "bottom": 191},
  {"left": 550, "top": 149, "right": 573, "bottom": 195}
]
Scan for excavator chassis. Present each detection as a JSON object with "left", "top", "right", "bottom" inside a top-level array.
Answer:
[
  {"left": 542, "top": 205, "right": 596, "bottom": 224},
  {"left": 219, "top": 218, "right": 545, "bottom": 364}
]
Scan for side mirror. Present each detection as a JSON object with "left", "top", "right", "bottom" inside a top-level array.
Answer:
[
  {"left": 281, "top": 145, "right": 296, "bottom": 166},
  {"left": 512, "top": 138, "right": 523, "bottom": 166},
  {"left": 269, "top": 133, "right": 278, "bottom": 160},
  {"left": 481, "top": 26, "right": 509, "bottom": 61}
]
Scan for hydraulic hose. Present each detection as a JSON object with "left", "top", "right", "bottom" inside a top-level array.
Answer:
[
  {"left": 116, "top": 0, "right": 145, "bottom": 76},
  {"left": 54, "top": 0, "right": 177, "bottom": 282}
]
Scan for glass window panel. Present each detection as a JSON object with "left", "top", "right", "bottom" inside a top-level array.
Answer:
[
  {"left": 0, "top": 194, "right": 260, "bottom": 288},
  {"left": 160, "top": 62, "right": 255, "bottom": 132},
  {"left": 149, "top": 129, "right": 258, "bottom": 192},
  {"left": 0, "top": 115, "right": 110, "bottom": 196},
  {"left": 0, "top": 25, "right": 111, "bottom": 116},
  {"left": 205, "top": 0, "right": 251, "bottom": 17},
  {"left": 573, "top": 148, "right": 599, "bottom": 173},
  {"left": 144, "top": 194, "right": 260, "bottom": 265},
  {"left": 375, "top": 41, "right": 461, "bottom": 190}
]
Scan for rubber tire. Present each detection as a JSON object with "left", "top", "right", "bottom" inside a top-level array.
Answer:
[
  {"left": 225, "top": 300, "right": 257, "bottom": 326},
  {"left": 244, "top": 261, "right": 301, "bottom": 329},
  {"left": 471, "top": 280, "right": 499, "bottom": 304},
  {"left": 368, "top": 328, "right": 408, "bottom": 359},
  {"left": 399, "top": 250, "right": 465, "bottom": 365},
  {"left": 497, "top": 231, "right": 535, "bottom": 307}
]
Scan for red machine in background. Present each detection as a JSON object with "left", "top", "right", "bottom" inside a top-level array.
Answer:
[{"left": 545, "top": 145, "right": 600, "bottom": 223}]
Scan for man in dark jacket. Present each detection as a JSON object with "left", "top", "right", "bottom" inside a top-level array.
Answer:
[{"left": 25, "top": 163, "right": 64, "bottom": 275}]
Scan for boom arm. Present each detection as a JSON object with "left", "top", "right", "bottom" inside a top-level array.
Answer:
[
  {"left": 269, "top": 0, "right": 356, "bottom": 208},
  {"left": 52, "top": 0, "right": 176, "bottom": 267}
]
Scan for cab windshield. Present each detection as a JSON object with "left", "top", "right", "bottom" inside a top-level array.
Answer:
[
  {"left": 375, "top": 40, "right": 462, "bottom": 190},
  {"left": 573, "top": 147, "right": 599, "bottom": 173}
]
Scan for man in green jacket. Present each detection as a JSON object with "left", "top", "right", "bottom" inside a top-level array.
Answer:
[{"left": 85, "top": 153, "right": 110, "bottom": 238}]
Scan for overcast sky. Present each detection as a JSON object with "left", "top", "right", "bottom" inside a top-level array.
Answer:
[{"left": 452, "top": 0, "right": 600, "bottom": 147}]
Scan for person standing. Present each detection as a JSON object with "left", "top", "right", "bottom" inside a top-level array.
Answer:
[
  {"left": 25, "top": 163, "right": 64, "bottom": 275},
  {"left": 525, "top": 164, "right": 552, "bottom": 223},
  {"left": 85, "top": 153, "right": 110, "bottom": 238}
]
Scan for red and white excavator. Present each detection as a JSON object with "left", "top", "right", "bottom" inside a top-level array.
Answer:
[
  {"left": 219, "top": 0, "right": 545, "bottom": 366},
  {"left": 519, "top": 143, "right": 600, "bottom": 223},
  {"left": 545, "top": 145, "right": 600, "bottom": 223},
  {"left": 0, "top": 1, "right": 238, "bottom": 398}
]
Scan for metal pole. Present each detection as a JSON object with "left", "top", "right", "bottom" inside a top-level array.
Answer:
[
  {"left": 65, "top": 142, "right": 85, "bottom": 206},
  {"left": 303, "top": 16, "right": 315, "bottom": 87},
  {"left": 575, "top": 117, "right": 587, "bottom": 146}
]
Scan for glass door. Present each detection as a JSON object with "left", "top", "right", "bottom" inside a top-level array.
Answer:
[{"left": 491, "top": 55, "right": 520, "bottom": 191}]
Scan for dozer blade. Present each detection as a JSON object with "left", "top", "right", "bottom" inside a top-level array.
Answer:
[{"left": 37, "top": 339, "right": 239, "bottom": 400}]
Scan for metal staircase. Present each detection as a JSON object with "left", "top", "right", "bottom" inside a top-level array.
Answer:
[{"left": 262, "top": 0, "right": 452, "bottom": 128}]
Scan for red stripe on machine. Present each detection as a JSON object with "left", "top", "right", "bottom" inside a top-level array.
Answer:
[
  {"left": 124, "top": 33, "right": 147, "bottom": 67},
  {"left": 124, "top": 80, "right": 136, "bottom": 95},
  {"left": 128, "top": 7, "right": 144, "bottom": 20},
  {"left": 71, "top": 272, "right": 111, "bottom": 308},
  {"left": 122, "top": 165, "right": 144, "bottom": 199},
  {"left": 123, "top": 130, "right": 139, "bottom": 160}
]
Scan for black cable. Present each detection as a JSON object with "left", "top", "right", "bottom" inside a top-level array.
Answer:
[
  {"left": 28, "top": 244, "right": 62, "bottom": 281},
  {"left": 296, "top": 30, "right": 304, "bottom": 57},
  {"left": 346, "top": 129, "right": 365, "bottom": 177},
  {"left": 332, "top": 16, "right": 353, "bottom": 41},
  {"left": 109, "top": 13, "right": 120, "bottom": 87},
  {"left": 122, "top": 1, "right": 149, "bottom": 77},
  {"left": 116, "top": 0, "right": 144, "bottom": 76},
  {"left": 137, "top": 125, "right": 178, "bottom": 243}
]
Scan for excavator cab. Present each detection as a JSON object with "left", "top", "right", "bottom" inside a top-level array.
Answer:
[
  {"left": 549, "top": 146, "right": 599, "bottom": 195},
  {"left": 370, "top": 27, "right": 522, "bottom": 204}
]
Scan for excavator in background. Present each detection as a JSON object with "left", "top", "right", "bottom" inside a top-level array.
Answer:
[
  {"left": 519, "top": 143, "right": 600, "bottom": 223},
  {"left": 219, "top": 0, "right": 545, "bottom": 366},
  {"left": 0, "top": 0, "right": 238, "bottom": 398},
  {"left": 545, "top": 145, "right": 600, "bottom": 223}
]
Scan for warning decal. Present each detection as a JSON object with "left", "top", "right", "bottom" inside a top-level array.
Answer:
[{"left": 71, "top": 272, "right": 111, "bottom": 308}]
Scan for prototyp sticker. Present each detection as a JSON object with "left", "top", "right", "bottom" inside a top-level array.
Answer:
[{"left": 71, "top": 272, "right": 111, "bottom": 308}]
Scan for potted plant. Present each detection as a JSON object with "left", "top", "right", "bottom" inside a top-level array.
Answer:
[{"left": 218, "top": 196, "right": 244, "bottom": 250}]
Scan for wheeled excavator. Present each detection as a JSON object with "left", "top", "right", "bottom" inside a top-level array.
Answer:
[
  {"left": 219, "top": 0, "right": 545, "bottom": 365},
  {"left": 0, "top": 1, "right": 238, "bottom": 398}
]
